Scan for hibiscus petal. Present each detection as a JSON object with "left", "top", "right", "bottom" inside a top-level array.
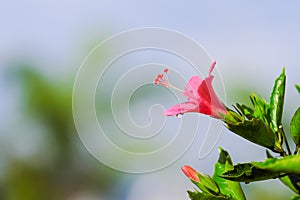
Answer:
[
  {"left": 184, "top": 76, "right": 202, "bottom": 100},
  {"left": 164, "top": 101, "right": 199, "bottom": 116},
  {"left": 198, "top": 75, "right": 226, "bottom": 118},
  {"left": 157, "top": 61, "right": 227, "bottom": 119},
  {"left": 208, "top": 60, "right": 217, "bottom": 75},
  {"left": 198, "top": 76, "right": 213, "bottom": 104}
]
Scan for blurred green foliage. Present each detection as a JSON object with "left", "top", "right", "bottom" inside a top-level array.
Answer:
[{"left": 1, "top": 64, "right": 121, "bottom": 200}]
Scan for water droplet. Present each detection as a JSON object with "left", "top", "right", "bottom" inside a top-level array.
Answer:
[{"left": 176, "top": 114, "right": 183, "bottom": 119}]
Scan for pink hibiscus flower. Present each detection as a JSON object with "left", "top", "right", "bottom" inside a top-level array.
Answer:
[
  {"left": 181, "top": 165, "right": 200, "bottom": 182},
  {"left": 154, "top": 61, "right": 227, "bottom": 119}
]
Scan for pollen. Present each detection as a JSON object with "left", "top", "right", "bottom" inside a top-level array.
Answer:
[
  {"left": 153, "top": 68, "right": 170, "bottom": 87},
  {"left": 153, "top": 68, "right": 184, "bottom": 92}
]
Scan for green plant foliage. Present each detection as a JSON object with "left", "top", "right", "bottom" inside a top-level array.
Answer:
[
  {"left": 225, "top": 68, "right": 289, "bottom": 153},
  {"left": 212, "top": 148, "right": 246, "bottom": 200},
  {"left": 183, "top": 67, "right": 298, "bottom": 199},
  {"left": 254, "top": 155, "right": 300, "bottom": 175},
  {"left": 266, "top": 151, "right": 300, "bottom": 194},
  {"left": 291, "top": 195, "right": 300, "bottom": 200},
  {"left": 235, "top": 103, "right": 254, "bottom": 120},
  {"left": 268, "top": 68, "right": 286, "bottom": 152},
  {"left": 269, "top": 68, "right": 286, "bottom": 132},
  {"left": 3, "top": 65, "right": 119, "bottom": 200},
  {"left": 280, "top": 174, "right": 300, "bottom": 194},
  {"left": 296, "top": 85, "right": 300, "bottom": 94},
  {"left": 290, "top": 107, "right": 300, "bottom": 147},
  {"left": 249, "top": 94, "right": 269, "bottom": 122},
  {"left": 226, "top": 117, "right": 276, "bottom": 151},
  {"left": 222, "top": 155, "right": 300, "bottom": 186},
  {"left": 185, "top": 148, "right": 246, "bottom": 199},
  {"left": 189, "top": 173, "right": 220, "bottom": 196},
  {"left": 187, "top": 190, "right": 231, "bottom": 200},
  {"left": 196, "top": 173, "right": 220, "bottom": 195},
  {"left": 221, "top": 162, "right": 282, "bottom": 183}
]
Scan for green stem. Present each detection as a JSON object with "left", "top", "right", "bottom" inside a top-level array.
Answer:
[
  {"left": 295, "top": 145, "right": 299, "bottom": 155},
  {"left": 279, "top": 125, "right": 292, "bottom": 156}
]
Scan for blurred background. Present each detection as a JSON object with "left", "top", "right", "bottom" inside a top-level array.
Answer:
[{"left": 1, "top": 1, "right": 300, "bottom": 199}]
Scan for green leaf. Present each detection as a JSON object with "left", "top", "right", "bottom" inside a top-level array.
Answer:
[
  {"left": 265, "top": 150, "right": 300, "bottom": 194},
  {"left": 224, "top": 110, "right": 244, "bottom": 124},
  {"left": 253, "top": 154, "right": 300, "bottom": 175},
  {"left": 296, "top": 85, "right": 300, "bottom": 94},
  {"left": 187, "top": 190, "right": 231, "bottom": 200},
  {"left": 191, "top": 179, "right": 212, "bottom": 195},
  {"left": 226, "top": 118, "right": 276, "bottom": 151},
  {"left": 224, "top": 155, "right": 300, "bottom": 182},
  {"left": 291, "top": 194, "right": 300, "bottom": 200},
  {"left": 193, "top": 173, "right": 219, "bottom": 195},
  {"left": 199, "top": 174, "right": 220, "bottom": 195},
  {"left": 269, "top": 68, "right": 286, "bottom": 132},
  {"left": 221, "top": 162, "right": 282, "bottom": 182},
  {"left": 268, "top": 68, "right": 286, "bottom": 152},
  {"left": 249, "top": 94, "right": 269, "bottom": 122},
  {"left": 280, "top": 174, "right": 300, "bottom": 194},
  {"left": 224, "top": 68, "right": 288, "bottom": 154},
  {"left": 235, "top": 103, "right": 254, "bottom": 120},
  {"left": 290, "top": 107, "right": 300, "bottom": 147},
  {"left": 213, "top": 148, "right": 246, "bottom": 200}
]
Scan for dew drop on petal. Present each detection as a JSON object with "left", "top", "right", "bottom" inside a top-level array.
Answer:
[{"left": 176, "top": 114, "right": 183, "bottom": 119}]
